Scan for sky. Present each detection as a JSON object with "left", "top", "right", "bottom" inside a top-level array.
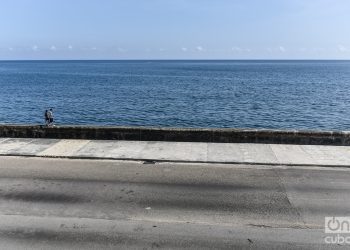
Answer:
[{"left": 0, "top": 0, "right": 350, "bottom": 60}]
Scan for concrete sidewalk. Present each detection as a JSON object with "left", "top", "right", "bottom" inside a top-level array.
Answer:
[{"left": 0, "top": 137, "right": 350, "bottom": 166}]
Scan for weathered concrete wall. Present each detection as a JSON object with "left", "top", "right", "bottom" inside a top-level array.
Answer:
[{"left": 0, "top": 124, "right": 350, "bottom": 145}]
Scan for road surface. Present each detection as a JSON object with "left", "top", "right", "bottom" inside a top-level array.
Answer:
[{"left": 0, "top": 156, "right": 348, "bottom": 249}]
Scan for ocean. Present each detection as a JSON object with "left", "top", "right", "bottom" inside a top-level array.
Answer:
[{"left": 0, "top": 60, "right": 350, "bottom": 130}]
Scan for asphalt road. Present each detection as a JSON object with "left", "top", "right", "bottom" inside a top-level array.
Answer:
[{"left": 0, "top": 156, "right": 349, "bottom": 249}]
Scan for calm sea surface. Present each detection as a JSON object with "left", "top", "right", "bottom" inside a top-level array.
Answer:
[{"left": 1, "top": 60, "right": 350, "bottom": 130}]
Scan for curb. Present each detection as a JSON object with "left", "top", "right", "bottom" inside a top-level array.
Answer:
[{"left": 1, "top": 153, "right": 349, "bottom": 168}]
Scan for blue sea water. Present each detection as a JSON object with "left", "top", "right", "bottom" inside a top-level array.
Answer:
[{"left": 0, "top": 60, "right": 350, "bottom": 130}]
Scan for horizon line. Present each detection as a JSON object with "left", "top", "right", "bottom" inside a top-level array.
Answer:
[{"left": 1, "top": 59, "right": 350, "bottom": 61}]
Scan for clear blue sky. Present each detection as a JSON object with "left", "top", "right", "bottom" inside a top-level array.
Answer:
[{"left": 1, "top": 0, "right": 350, "bottom": 59}]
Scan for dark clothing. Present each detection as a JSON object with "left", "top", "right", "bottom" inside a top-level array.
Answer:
[{"left": 44, "top": 110, "right": 49, "bottom": 125}]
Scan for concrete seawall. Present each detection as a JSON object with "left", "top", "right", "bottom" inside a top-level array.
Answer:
[{"left": 0, "top": 124, "right": 350, "bottom": 145}]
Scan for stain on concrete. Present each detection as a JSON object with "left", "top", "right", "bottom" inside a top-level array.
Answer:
[{"left": 2, "top": 191, "right": 84, "bottom": 203}]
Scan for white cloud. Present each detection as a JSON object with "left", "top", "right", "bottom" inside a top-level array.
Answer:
[
  {"left": 159, "top": 48, "right": 166, "bottom": 52},
  {"left": 81, "top": 47, "right": 98, "bottom": 51},
  {"left": 196, "top": 46, "right": 204, "bottom": 51},
  {"left": 279, "top": 46, "right": 286, "bottom": 52},
  {"left": 266, "top": 46, "right": 286, "bottom": 53},
  {"left": 232, "top": 47, "right": 251, "bottom": 53},
  {"left": 68, "top": 45, "right": 73, "bottom": 50},
  {"left": 50, "top": 45, "right": 57, "bottom": 51},
  {"left": 337, "top": 45, "right": 349, "bottom": 52},
  {"left": 232, "top": 47, "right": 242, "bottom": 52},
  {"left": 32, "top": 45, "right": 38, "bottom": 51},
  {"left": 8, "top": 47, "right": 13, "bottom": 51},
  {"left": 181, "top": 47, "right": 188, "bottom": 52}
]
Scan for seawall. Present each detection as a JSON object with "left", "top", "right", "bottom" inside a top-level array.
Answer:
[{"left": 0, "top": 124, "right": 349, "bottom": 145}]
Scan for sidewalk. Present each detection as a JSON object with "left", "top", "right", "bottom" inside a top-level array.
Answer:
[{"left": 0, "top": 137, "right": 350, "bottom": 167}]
